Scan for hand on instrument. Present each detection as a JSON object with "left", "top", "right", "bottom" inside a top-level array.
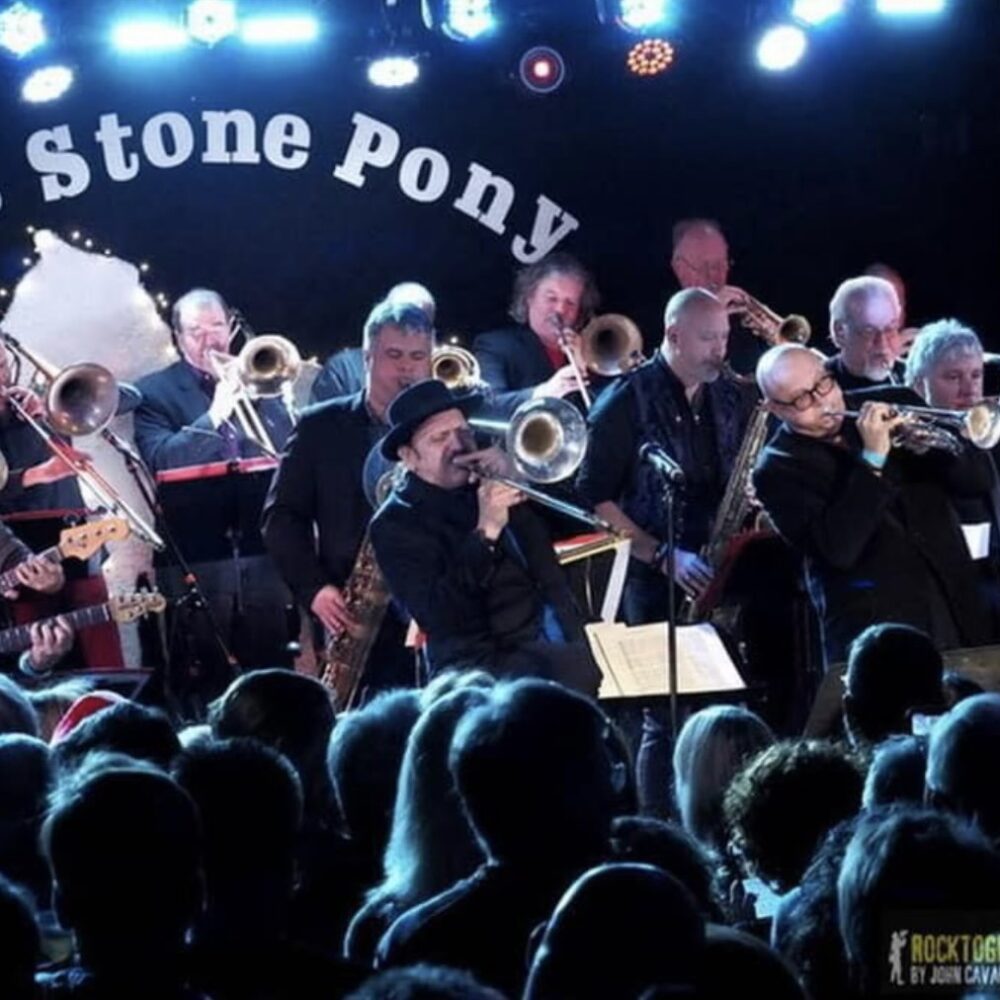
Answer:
[
  {"left": 716, "top": 285, "right": 750, "bottom": 312},
  {"left": 311, "top": 584, "right": 359, "bottom": 641},
  {"left": 7, "top": 557, "right": 65, "bottom": 598},
  {"left": 857, "top": 401, "right": 907, "bottom": 459},
  {"left": 454, "top": 445, "right": 514, "bottom": 481},
  {"left": 22, "top": 448, "right": 89, "bottom": 488},
  {"left": 26, "top": 616, "right": 73, "bottom": 675},
  {"left": 5, "top": 386, "right": 47, "bottom": 420},
  {"left": 476, "top": 479, "right": 525, "bottom": 540},
  {"left": 534, "top": 363, "right": 588, "bottom": 401},
  {"left": 662, "top": 548, "right": 714, "bottom": 597},
  {"left": 207, "top": 374, "right": 240, "bottom": 427}
]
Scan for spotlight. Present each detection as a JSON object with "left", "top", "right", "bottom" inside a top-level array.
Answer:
[
  {"left": 239, "top": 15, "right": 319, "bottom": 45},
  {"left": 367, "top": 55, "right": 420, "bottom": 88},
  {"left": 619, "top": 0, "right": 670, "bottom": 32},
  {"left": 518, "top": 46, "right": 566, "bottom": 95},
  {"left": 627, "top": 37, "right": 674, "bottom": 76},
  {"left": 756, "top": 24, "right": 807, "bottom": 72},
  {"left": 0, "top": 2, "right": 46, "bottom": 57},
  {"left": 875, "top": 0, "right": 946, "bottom": 15},
  {"left": 442, "top": 0, "right": 495, "bottom": 41},
  {"left": 112, "top": 20, "right": 190, "bottom": 52},
  {"left": 791, "top": 0, "right": 845, "bottom": 25},
  {"left": 21, "top": 64, "right": 73, "bottom": 103},
  {"left": 186, "top": 1, "right": 238, "bottom": 46}
]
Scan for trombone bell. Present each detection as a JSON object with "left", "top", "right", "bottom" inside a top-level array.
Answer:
[
  {"left": 47, "top": 363, "right": 120, "bottom": 437},
  {"left": 237, "top": 335, "right": 301, "bottom": 398},
  {"left": 431, "top": 345, "right": 481, "bottom": 390},
  {"left": 579, "top": 313, "right": 645, "bottom": 376}
]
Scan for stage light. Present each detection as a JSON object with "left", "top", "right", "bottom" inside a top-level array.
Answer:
[
  {"left": 619, "top": 0, "right": 670, "bottom": 31},
  {"left": 875, "top": 0, "right": 946, "bottom": 15},
  {"left": 443, "top": 0, "right": 495, "bottom": 41},
  {"left": 756, "top": 24, "right": 807, "bottom": 71},
  {"left": 112, "top": 20, "right": 190, "bottom": 52},
  {"left": 21, "top": 64, "right": 73, "bottom": 103},
  {"left": 791, "top": 0, "right": 845, "bottom": 25},
  {"left": 368, "top": 55, "right": 420, "bottom": 88},
  {"left": 186, "top": 1, "right": 238, "bottom": 46},
  {"left": 518, "top": 46, "right": 566, "bottom": 95},
  {"left": 239, "top": 15, "right": 319, "bottom": 45},
  {"left": 0, "top": 3, "right": 46, "bottom": 57},
  {"left": 627, "top": 38, "right": 674, "bottom": 76}
]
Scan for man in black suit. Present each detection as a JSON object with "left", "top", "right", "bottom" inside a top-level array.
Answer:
[
  {"left": 824, "top": 275, "right": 905, "bottom": 392},
  {"left": 369, "top": 379, "right": 600, "bottom": 695},
  {"left": 753, "top": 343, "right": 991, "bottom": 666},
  {"left": 473, "top": 252, "right": 601, "bottom": 416},
  {"left": 262, "top": 300, "right": 434, "bottom": 694},
  {"left": 134, "top": 288, "right": 294, "bottom": 695}
]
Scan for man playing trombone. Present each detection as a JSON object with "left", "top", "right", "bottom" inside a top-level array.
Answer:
[
  {"left": 369, "top": 379, "right": 601, "bottom": 695},
  {"left": 752, "top": 343, "right": 992, "bottom": 666}
]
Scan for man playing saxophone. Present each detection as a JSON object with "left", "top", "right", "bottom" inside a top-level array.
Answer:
[
  {"left": 262, "top": 300, "right": 434, "bottom": 696},
  {"left": 576, "top": 287, "right": 756, "bottom": 813}
]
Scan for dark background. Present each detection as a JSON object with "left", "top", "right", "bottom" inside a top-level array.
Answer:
[{"left": 0, "top": 0, "right": 997, "bottom": 359}]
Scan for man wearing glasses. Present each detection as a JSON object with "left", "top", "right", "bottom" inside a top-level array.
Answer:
[
  {"left": 825, "top": 275, "right": 905, "bottom": 392},
  {"left": 752, "top": 343, "right": 990, "bottom": 666}
]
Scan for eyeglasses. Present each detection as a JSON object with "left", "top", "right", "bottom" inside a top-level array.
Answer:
[
  {"left": 673, "top": 255, "right": 734, "bottom": 276},
  {"left": 848, "top": 323, "right": 901, "bottom": 343},
  {"left": 772, "top": 373, "right": 837, "bottom": 412}
]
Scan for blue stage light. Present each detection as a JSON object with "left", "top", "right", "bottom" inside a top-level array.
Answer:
[
  {"left": 756, "top": 24, "right": 807, "bottom": 71},
  {"left": 443, "top": 0, "right": 495, "bottom": 41},
  {"left": 112, "top": 20, "right": 190, "bottom": 52},
  {"left": 239, "top": 15, "right": 319, "bottom": 45},
  {"left": 875, "top": 0, "right": 947, "bottom": 15},
  {"left": 22, "top": 64, "right": 73, "bottom": 103},
  {"left": 0, "top": 2, "right": 46, "bottom": 57},
  {"left": 368, "top": 55, "right": 420, "bottom": 88},
  {"left": 618, "top": 0, "right": 670, "bottom": 32},
  {"left": 791, "top": 0, "right": 845, "bottom": 26},
  {"left": 186, "top": 1, "right": 238, "bottom": 46}
]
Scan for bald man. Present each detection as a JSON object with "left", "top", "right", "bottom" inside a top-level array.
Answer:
[{"left": 752, "top": 344, "right": 991, "bottom": 665}]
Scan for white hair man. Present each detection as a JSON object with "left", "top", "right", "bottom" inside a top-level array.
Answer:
[{"left": 825, "top": 276, "right": 904, "bottom": 391}]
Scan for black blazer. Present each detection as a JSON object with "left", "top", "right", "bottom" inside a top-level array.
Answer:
[
  {"left": 473, "top": 325, "right": 556, "bottom": 416},
  {"left": 753, "top": 407, "right": 992, "bottom": 664},
  {"left": 261, "top": 393, "right": 381, "bottom": 609},
  {"left": 370, "top": 472, "right": 589, "bottom": 673},
  {"left": 134, "top": 361, "right": 292, "bottom": 472}
]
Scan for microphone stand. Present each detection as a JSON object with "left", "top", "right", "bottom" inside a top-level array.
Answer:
[
  {"left": 100, "top": 426, "right": 241, "bottom": 721},
  {"left": 657, "top": 472, "right": 681, "bottom": 741}
]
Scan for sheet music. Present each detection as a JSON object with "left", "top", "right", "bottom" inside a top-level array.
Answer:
[
  {"left": 599, "top": 536, "right": 631, "bottom": 623},
  {"left": 586, "top": 621, "right": 746, "bottom": 699}
]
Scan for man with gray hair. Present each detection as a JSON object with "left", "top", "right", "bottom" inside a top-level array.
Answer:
[
  {"left": 263, "top": 299, "right": 434, "bottom": 695},
  {"left": 825, "top": 275, "right": 904, "bottom": 391}
]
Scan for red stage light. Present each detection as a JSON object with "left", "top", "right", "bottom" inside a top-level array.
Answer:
[{"left": 518, "top": 45, "right": 566, "bottom": 94}]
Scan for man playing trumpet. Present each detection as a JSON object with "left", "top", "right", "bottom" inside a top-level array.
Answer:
[{"left": 752, "top": 343, "right": 991, "bottom": 666}]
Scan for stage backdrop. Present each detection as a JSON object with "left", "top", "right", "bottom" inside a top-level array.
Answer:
[{"left": 0, "top": 1, "right": 997, "bottom": 359}]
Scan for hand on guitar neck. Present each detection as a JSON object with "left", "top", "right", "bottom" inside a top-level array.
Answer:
[
  {"left": 24, "top": 616, "right": 73, "bottom": 676},
  {"left": 1, "top": 557, "right": 64, "bottom": 600}
]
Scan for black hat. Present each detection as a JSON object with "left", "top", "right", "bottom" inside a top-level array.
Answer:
[{"left": 379, "top": 379, "right": 483, "bottom": 460}]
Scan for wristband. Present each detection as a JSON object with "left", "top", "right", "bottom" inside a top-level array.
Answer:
[
  {"left": 475, "top": 528, "right": 498, "bottom": 552},
  {"left": 861, "top": 449, "right": 887, "bottom": 471}
]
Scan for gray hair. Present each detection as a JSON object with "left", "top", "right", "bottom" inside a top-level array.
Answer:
[
  {"left": 385, "top": 282, "right": 436, "bottom": 322},
  {"left": 171, "top": 287, "right": 228, "bottom": 333},
  {"left": 904, "top": 318, "right": 982, "bottom": 388},
  {"left": 671, "top": 217, "right": 725, "bottom": 253},
  {"left": 828, "top": 276, "right": 899, "bottom": 339},
  {"left": 362, "top": 299, "right": 435, "bottom": 351},
  {"left": 662, "top": 287, "right": 721, "bottom": 328},
  {"left": 508, "top": 252, "right": 600, "bottom": 328}
]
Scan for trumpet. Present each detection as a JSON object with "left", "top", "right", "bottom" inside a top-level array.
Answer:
[
  {"left": 721, "top": 288, "right": 812, "bottom": 347},
  {"left": 0, "top": 331, "right": 164, "bottom": 549},
  {"left": 578, "top": 313, "right": 645, "bottom": 376},
  {"left": 431, "top": 345, "right": 481, "bottom": 390},
  {"left": 466, "top": 397, "right": 617, "bottom": 533},
  {"left": 208, "top": 334, "right": 301, "bottom": 458},
  {"left": 826, "top": 399, "right": 1000, "bottom": 453}
]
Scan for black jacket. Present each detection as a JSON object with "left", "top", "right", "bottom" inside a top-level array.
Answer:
[
  {"left": 473, "top": 325, "right": 555, "bottom": 417},
  {"left": 134, "top": 361, "right": 292, "bottom": 473},
  {"left": 752, "top": 395, "right": 992, "bottom": 664},
  {"left": 370, "top": 472, "right": 595, "bottom": 684}
]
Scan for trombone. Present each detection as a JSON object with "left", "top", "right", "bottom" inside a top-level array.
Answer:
[
  {"left": 0, "top": 331, "right": 165, "bottom": 549},
  {"left": 208, "top": 334, "right": 301, "bottom": 458},
  {"left": 578, "top": 313, "right": 645, "bottom": 376},
  {"left": 549, "top": 315, "right": 594, "bottom": 410},
  {"left": 466, "top": 397, "right": 617, "bottom": 533},
  {"left": 431, "top": 344, "right": 481, "bottom": 390}
]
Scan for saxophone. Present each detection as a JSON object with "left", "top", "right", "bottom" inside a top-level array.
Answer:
[
  {"left": 680, "top": 401, "right": 772, "bottom": 624},
  {"left": 319, "top": 469, "right": 397, "bottom": 710}
]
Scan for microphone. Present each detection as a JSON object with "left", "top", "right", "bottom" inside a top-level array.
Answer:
[{"left": 638, "top": 442, "right": 685, "bottom": 484}]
